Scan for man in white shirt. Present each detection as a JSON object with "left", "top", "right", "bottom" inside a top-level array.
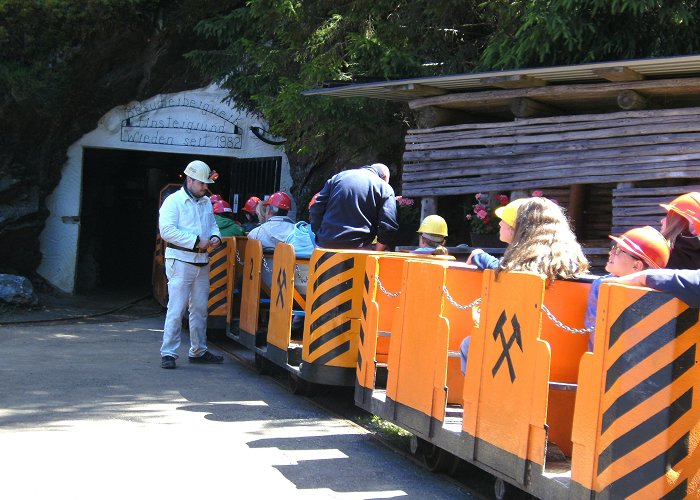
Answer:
[{"left": 158, "top": 160, "right": 224, "bottom": 369}]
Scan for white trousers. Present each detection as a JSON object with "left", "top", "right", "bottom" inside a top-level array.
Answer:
[{"left": 160, "top": 259, "right": 210, "bottom": 358}]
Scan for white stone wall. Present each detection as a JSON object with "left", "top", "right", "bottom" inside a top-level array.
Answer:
[{"left": 38, "top": 84, "right": 292, "bottom": 292}]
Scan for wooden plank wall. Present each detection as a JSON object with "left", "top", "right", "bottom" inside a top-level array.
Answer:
[
  {"left": 612, "top": 184, "right": 700, "bottom": 234},
  {"left": 402, "top": 107, "right": 700, "bottom": 198}
]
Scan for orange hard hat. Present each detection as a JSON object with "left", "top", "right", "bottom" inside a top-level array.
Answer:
[
  {"left": 609, "top": 226, "right": 670, "bottom": 269},
  {"left": 308, "top": 192, "right": 320, "bottom": 209},
  {"left": 209, "top": 194, "right": 223, "bottom": 204},
  {"left": 243, "top": 196, "right": 261, "bottom": 214},
  {"left": 661, "top": 192, "right": 700, "bottom": 233},
  {"left": 212, "top": 200, "right": 233, "bottom": 214},
  {"left": 263, "top": 191, "right": 292, "bottom": 210}
]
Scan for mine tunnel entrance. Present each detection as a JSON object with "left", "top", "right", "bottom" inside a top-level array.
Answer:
[
  {"left": 76, "top": 148, "right": 229, "bottom": 293},
  {"left": 77, "top": 148, "right": 282, "bottom": 293}
]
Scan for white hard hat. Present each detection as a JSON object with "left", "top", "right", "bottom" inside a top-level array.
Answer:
[{"left": 183, "top": 160, "right": 216, "bottom": 184}]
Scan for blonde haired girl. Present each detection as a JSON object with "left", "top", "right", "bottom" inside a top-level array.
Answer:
[
  {"left": 498, "top": 197, "right": 589, "bottom": 282},
  {"left": 461, "top": 197, "right": 588, "bottom": 374}
]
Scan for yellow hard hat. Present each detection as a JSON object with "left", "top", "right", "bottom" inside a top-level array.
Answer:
[
  {"left": 494, "top": 198, "right": 528, "bottom": 228},
  {"left": 417, "top": 215, "right": 448, "bottom": 237}
]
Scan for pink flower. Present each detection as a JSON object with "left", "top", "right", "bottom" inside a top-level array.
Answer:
[
  {"left": 475, "top": 208, "right": 488, "bottom": 220},
  {"left": 397, "top": 196, "right": 414, "bottom": 206},
  {"left": 532, "top": 190, "right": 544, "bottom": 197},
  {"left": 475, "top": 193, "right": 482, "bottom": 200},
  {"left": 465, "top": 214, "right": 473, "bottom": 221},
  {"left": 496, "top": 194, "right": 509, "bottom": 205}
]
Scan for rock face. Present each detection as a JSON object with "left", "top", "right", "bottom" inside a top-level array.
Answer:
[
  {"left": 0, "top": 6, "right": 218, "bottom": 281},
  {"left": 0, "top": 274, "right": 39, "bottom": 306}
]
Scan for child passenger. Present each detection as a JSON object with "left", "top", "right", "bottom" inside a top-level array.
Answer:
[
  {"left": 460, "top": 197, "right": 589, "bottom": 373},
  {"left": 412, "top": 215, "right": 449, "bottom": 256},
  {"left": 584, "top": 226, "right": 669, "bottom": 351}
]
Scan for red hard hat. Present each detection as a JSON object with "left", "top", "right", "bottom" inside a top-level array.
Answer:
[
  {"left": 609, "top": 226, "right": 670, "bottom": 269},
  {"left": 212, "top": 200, "right": 233, "bottom": 214},
  {"left": 263, "top": 191, "right": 292, "bottom": 210},
  {"left": 243, "top": 196, "right": 261, "bottom": 214},
  {"left": 308, "top": 192, "right": 320, "bottom": 209},
  {"left": 661, "top": 192, "right": 700, "bottom": 234},
  {"left": 209, "top": 194, "right": 223, "bottom": 204}
]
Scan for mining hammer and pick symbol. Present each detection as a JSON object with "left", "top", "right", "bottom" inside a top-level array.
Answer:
[
  {"left": 276, "top": 268, "right": 287, "bottom": 308},
  {"left": 492, "top": 310, "right": 523, "bottom": 383}
]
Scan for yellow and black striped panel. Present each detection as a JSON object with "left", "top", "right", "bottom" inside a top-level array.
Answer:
[
  {"left": 356, "top": 257, "right": 376, "bottom": 388},
  {"left": 207, "top": 240, "right": 230, "bottom": 317},
  {"left": 595, "top": 289, "right": 700, "bottom": 498},
  {"left": 302, "top": 250, "right": 366, "bottom": 368}
]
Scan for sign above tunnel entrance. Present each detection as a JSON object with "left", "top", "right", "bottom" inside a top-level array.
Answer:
[{"left": 120, "top": 95, "right": 243, "bottom": 150}]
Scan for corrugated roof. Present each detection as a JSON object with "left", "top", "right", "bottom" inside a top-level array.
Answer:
[{"left": 302, "top": 54, "right": 700, "bottom": 101}]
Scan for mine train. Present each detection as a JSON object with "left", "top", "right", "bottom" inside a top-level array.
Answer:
[{"left": 153, "top": 229, "right": 700, "bottom": 499}]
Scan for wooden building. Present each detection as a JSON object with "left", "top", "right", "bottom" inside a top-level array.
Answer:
[{"left": 304, "top": 55, "right": 700, "bottom": 269}]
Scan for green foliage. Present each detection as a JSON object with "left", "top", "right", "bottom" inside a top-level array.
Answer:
[
  {"left": 480, "top": 0, "right": 700, "bottom": 69},
  {"left": 0, "top": 0, "right": 232, "bottom": 116},
  {"left": 187, "top": 1, "right": 493, "bottom": 163},
  {"left": 0, "top": 0, "right": 153, "bottom": 110}
]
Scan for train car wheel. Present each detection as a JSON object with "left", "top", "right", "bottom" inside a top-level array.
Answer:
[
  {"left": 410, "top": 435, "right": 429, "bottom": 456},
  {"left": 422, "top": 444, "right": 455, "bottom": 473},
  {"left": 254, "top": 353, "right": 269, "bottom": 375},
  {"left": 288, "top": 373, "right": 315, "bottom": 396},
  {"left": 494, "top": 478, "right": 529, "bottom": 499}
]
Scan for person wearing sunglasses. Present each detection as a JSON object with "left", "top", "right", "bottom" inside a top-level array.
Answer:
[
  {"left": 605, "top": 207, "right": 700, "bottom": 307},
  {"left": 584, "top": 226, "right": 670, "bottom": 351}
]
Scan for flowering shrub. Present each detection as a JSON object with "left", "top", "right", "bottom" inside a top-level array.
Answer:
[
  {"left": 396, "top": 196, "right": 420, "bottom": 227},
  {"left": 466, "top": 193, "right": 509, "bottom": 234}
]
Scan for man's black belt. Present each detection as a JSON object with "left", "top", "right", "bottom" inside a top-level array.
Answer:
[{"left": 167, "top": 243, "right": 207, "bottom": 254}]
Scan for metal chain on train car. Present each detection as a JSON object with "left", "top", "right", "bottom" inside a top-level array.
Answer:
[
  {"left": 375, "top": 275, "right": 401, "bottom": 297},
  {"left": 295, "top": 265, "right": 308, "bottom": 284},
  {"left": 262, "top": 256, "right": 272, "bottom": 273},
  {"left": 541, "top": 304, "right": 593, "bottom": 334},
  {"left": 235, "top": 250, "right": 243, "bottom": 265},
  {"left": 442, "top": 285, "right": 481, "bottom": 310}
]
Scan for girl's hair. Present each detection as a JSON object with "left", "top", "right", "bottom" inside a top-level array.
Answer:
[
  {"left": 419, "top": 234, "right": 449, "bottom": 256},
  {"left": 498, "top": 197, "right": 589, "bottom": 282},
  {"left": 255, "top": 201, "right": 267, "bottom": 223},
  {"left": 661, "top": 210, "right": 690, "bottom": 247}
]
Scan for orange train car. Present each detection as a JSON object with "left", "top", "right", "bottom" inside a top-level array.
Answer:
[
  {"left": 153, "top": 237, "right": 700, "bottom": 498},
  {"left": 356, "top": 255, "right": 700, "bottom": 499}
]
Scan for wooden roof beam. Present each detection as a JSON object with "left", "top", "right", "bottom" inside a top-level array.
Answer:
[
  {"left": 617, "top": 90, "right": 648, "bottom": 110},
  {"left": 388, "top": 83, "right": 447, "bottom": 97},
  {"left": 414, "top": 107, "right": 481, "bottom": 128},
  {"left": 510, "top": 97, "right": 563, "bottom": 118},
  {"left": 408, "top": 77, "right": 700, "bottom": 111},
  {"left": 481, "top": 74, "right": 547, "bottom": 89},
  {"left": 593, "top": 66, "right": 645, "bottom": 82}
]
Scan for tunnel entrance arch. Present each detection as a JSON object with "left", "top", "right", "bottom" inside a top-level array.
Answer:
[{"left": 39, "top": 85, "right": 291, "bottom": 293}]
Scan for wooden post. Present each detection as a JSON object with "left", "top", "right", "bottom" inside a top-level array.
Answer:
[
  {"left": 568, "top": 184, "right": 586, "bottom": 238},
  {"left": 421, "top": 197, "right": 437, "bottom": 221}
]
